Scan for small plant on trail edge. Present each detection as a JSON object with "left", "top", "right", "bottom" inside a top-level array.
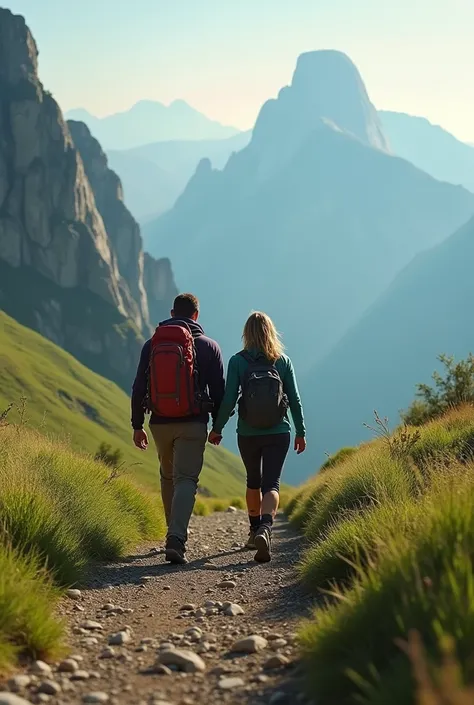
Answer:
[
  {"left": 403, "top": 354, "right": 474, "bottom": 426},
  {"left": 0, "top": 403, "right": 13, "bottom": 428},
  {"left": 364, "top": 411, "right": 421, "bottom": 461},
  {"left": 95, "top": 442, "right": 124, "bottom": 468}
]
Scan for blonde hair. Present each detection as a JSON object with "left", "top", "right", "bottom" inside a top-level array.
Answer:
[{"left": 242, "top": 311, "right": 284, "bottom": 363}]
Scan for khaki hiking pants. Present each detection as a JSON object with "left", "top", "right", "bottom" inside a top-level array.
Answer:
[{"left": 150, "top": 422, "right": 207, "bottom": 542}]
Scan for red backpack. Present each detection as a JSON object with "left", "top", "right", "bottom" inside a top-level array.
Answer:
[{"left": 148, "top": 323, "right": 200, "bottom": 418}]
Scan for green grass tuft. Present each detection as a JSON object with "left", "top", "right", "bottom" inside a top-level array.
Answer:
[{"left": 294, "top": 406, "right": 474, "bottom": 705}]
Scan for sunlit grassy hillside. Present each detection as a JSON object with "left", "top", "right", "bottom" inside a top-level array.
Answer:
[
  {"left": 287, "top": 406, "right": 474, "bottom": 705},
  {"left": 0, "top": 311, "right": 245, "bottom": 496}
]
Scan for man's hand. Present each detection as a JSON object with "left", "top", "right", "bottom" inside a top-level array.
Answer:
[
  {"left": 294, "top": 436, "right": 306, "bottom": 454},
  {"left": 133, "top": 429, "right": 148, "bottom": 450},
  {"left": 208, "top": 430, "right": 222, "bottom": 446}
]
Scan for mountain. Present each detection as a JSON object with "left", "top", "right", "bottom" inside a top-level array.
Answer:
[
  {"left": 299, "top": 213, "right": 474, "bottom": 482},
  {"left": 0, "top": 310, "right": 245, "bottom": 496},
  {"left": 108, "top": 132, "right": 251, "bottom": 222},
  {"left": 380, "top": 111, "right": 474, "bottom": 193},
  {"left": 0, "top": 9, "right": 177, "bottom": 390},
  {"left": 66, "top": 100, "right": 240, "bottom": 150},
  {"left": 144, "top": 50, "right": 474, "bottom": 376}
]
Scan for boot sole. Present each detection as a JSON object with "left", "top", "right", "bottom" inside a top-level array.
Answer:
[
  {"left": 254, "top": 534, "right": 271, "bottom": 563},
  {"left": 165, "top": 548, "right": 188, "bottom": 565}
]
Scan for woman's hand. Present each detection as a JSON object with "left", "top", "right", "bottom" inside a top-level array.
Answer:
[
  {"left": 208, "top": 430, "right": 222, "bottom": 446},
  {"left": 294, "top": 436, "right": 306, "bottom": 454}
]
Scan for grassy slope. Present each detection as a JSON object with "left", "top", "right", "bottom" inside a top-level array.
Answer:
[
  {"left": 0, "top": 311, "right": 245, "bottom": 496},
  {"left": 0, "top": 423, "right": 165, "bottom": 671},
  {"left": 287, "top": 406, "right": 474, "bottom": 704}
]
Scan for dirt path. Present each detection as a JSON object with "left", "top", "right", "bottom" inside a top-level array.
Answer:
[{"left": 2, "top": 511, "right": 316, "bottom": 705}]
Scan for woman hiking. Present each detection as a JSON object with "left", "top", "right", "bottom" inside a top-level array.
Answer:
[{"left": 208, "top": 311, "right": 306, "bottom": 562}]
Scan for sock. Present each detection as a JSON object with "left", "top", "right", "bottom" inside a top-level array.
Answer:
[
  {"left": 261, "top": 513, "right": 273, "bottom": 529},
  {"left": 249, "top": 515, "right": 261, "bottom": 529}
]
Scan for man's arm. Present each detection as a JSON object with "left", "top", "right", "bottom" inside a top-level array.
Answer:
[
  {"left": 207, "top": 341, "right": 226, "bottom": 423},
  {"left": 131, "top": 340, "right": 151, "bottom": 430}
]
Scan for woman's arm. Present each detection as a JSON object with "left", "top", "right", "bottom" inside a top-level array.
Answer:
[
  {"left": 284, "top": 357, "right": 306, "bottom": 438},
  {"left": 212, "top": 356, "right": 241, "bottom": 434}
]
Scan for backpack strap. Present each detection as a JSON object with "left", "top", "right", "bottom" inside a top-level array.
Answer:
[{"left": 238, "top": 350, "right": 254, "bottom": 365}]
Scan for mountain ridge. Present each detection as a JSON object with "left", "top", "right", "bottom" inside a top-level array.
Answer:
[
  {"left": 66, "top": 99, "right": 240, "bottom": 150},
  {"left": 0, "top": 8, "right": 177, "bottom": 389},
  {"left": 298, "top": 212, "right": 474, "bottom": 481},
  {"left": 143, "top": 50, "right": 474, "bottom": 382}
]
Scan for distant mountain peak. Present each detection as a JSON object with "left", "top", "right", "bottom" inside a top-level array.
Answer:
[{"left": 251, "top": 49, "right": 388, "bottom": 167}]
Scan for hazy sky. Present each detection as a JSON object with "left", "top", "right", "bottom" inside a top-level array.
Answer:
[{"left": 5, "top": 0, "right": 474, "bottom": 140}]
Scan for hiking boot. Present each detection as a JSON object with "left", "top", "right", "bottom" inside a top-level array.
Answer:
[
  {"left": 244, "top": 528, "right": 257, "bottom": 550},
  {"left": 165, "top": 535, "right": 187, "bottom": 565},
  {"left": 254, "top": 525, "right": 272, "bottom": 563}
]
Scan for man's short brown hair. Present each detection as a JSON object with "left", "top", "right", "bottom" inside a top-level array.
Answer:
[{"left": 173, "top": 293, "right": 200, "bottom": 318}]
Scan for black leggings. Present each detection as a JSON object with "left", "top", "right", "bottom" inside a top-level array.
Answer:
[{"left": 238, "top": 433, "right": 291, "bottom": 495}]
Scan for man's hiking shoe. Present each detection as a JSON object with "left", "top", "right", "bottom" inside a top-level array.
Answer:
[
  {"left": 244, "top": 529, "right": 257, "bottom": 550},
  {"left": 254, "top": 526, "right": 272, "bottom": 563},
  {"left": 165, "top": 536, "right": 187, "bottom": 565}
]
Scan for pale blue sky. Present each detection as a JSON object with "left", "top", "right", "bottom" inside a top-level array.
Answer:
[{"left": 4, "top": 0, "right": 474, "bottom": 140}]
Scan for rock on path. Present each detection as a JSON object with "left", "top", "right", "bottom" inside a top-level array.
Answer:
[{"left": 0, "top": 512, "right": 314, "bottom": 705}]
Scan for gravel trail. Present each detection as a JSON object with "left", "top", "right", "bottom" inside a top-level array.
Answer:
[{"left": 1, "top": 511, "right": 315, "bottom": 705}]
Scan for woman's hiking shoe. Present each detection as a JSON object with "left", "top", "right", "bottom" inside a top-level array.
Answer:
[
  {"left": 244, "top": 529, "right": 257, "bottom": 550},
  {"left": 254, "top": 526, "right": 272, "bottom": 563},
  {"left": 165, "top": 536, "right": 187, "bottom": 565}
]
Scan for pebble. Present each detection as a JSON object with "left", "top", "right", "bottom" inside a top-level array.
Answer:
[
  {"left": 66, "top": 589, "right": 82, "bottom": 600},
  {"left": 81, "top": 621, "right": 103, "bottom": 631},
  {"left": 0, "top": 695, "right": 34, "bottom": 705},
  {"left": 6, "top": 676, "right": 31, "bottom": 692},
  {"left": 108, "top": 630, "right": 131, "bottom": 646},
  {"left": 81, "top": 637, "right": 99, "bottom": 647},
  {"left": 227, "top": 506, "right": 238, "bottom": 513},
  {"left": 224, "top": 603, "right": 245, "bottom": 616},
  {"left": 163, "top": 586, "right": 171, "bottom": 591},
  {"left": 157, "top": 649, "right": 206, "bottom": 673},
  {"left": 270, "top": 638, "right": 288, "bottom": 650},
  {"left": 99, "top": 647, "right": 116, "bottom": 659},
  {"left": 218, "top": 677, "right": 245, "bottom": 690},
  {"left": 71, "top": 671, "right": 90, "bottom": 681},
  {"left": 264, "top": 655, "right": 290, "bottom": 670},
  {"left": 202, "top": 563, "right": 219, "bottom": 570},
  {"left": 58, "top": 659, "right": 79, "bottom": 673},
  {"left": 179, "top": 604, "right": 196, "bottom": 611},
  {"left": 82, "top": 694, "right": 109, "bottom": 704},
  {"left": 38, "top": 681, "right": 61, "bottom": 695},
  {"left": 184, "top": 627, "right": 202, "bottom": 642},
  {"left": 101, "top": 604, "right": 114, "bottom": 611},
  {"left": 217, "top": 580, "right": 237, "bottom": 589},
  {"left": 231, "top": 635, "right": 268, "bottom": 654},
  {"left": 140, "top": 664, "right": 172, "bottom": 676},
  {"left": 31, "top": 661, "right": 52, "bottom": 676}
]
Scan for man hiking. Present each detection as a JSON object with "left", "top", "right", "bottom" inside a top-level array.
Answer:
[{"left": 131, "top": 293, "right": 225, "bottom": 565}]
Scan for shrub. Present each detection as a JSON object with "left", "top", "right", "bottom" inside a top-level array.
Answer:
[
  {"left": 94, "top": 442, "right": 124, "bottom": 468},
  {"left": 403, "top": 354, "right": 474, "bottom": 425}
]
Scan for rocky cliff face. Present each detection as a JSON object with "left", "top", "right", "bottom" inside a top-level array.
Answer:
[{"left": 0, "top": 9, "right": 177, "bottom": 388}]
